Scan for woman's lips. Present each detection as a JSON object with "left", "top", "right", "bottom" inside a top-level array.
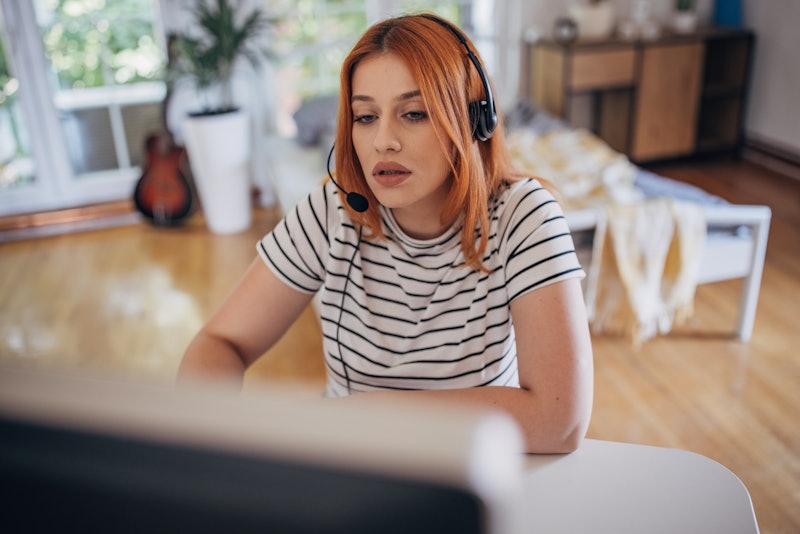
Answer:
[{"left": 372, "top": 162, "right": 411, "bottom": 187}]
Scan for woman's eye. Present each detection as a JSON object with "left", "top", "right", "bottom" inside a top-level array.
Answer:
[
  {"left": 354, "top": 114, "right": 376, "bottom": 124},
  {"left": 404, "top": 110, "right": 427, "bottom": 121}
]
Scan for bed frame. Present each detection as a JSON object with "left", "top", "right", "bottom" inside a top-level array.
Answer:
[
  {"left": 263, "top": 136, "right": 771, "bottom": 342},
  {"left": 566, "top": 205, "right": 771, "bottom": 341}
]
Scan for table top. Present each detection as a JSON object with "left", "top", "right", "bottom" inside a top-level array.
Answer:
[{"left": 521, "top": 439, "right": 759, "bottom": 533}]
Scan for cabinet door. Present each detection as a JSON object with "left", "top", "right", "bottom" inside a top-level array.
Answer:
[{"left": 631, "top": 42, "right": 704, "bottom": 161}]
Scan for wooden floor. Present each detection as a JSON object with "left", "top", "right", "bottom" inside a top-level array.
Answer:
[{"left": 1, "top": 156, "right": 798, "bottom": 532}]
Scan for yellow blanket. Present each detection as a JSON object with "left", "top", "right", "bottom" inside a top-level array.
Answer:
[
  {"left": 587, "top": 199, "right": 706, "bottom": 346},
  {"left": 507, "top": 127, "right": 644, "bottom": 210}
]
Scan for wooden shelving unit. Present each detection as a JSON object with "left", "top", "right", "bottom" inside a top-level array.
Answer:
[{"left": 529, "top": 27, "right": 754, "bottom": 163}]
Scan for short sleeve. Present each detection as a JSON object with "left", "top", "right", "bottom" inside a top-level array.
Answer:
[
  {"left": 500, "top": 180, "right": 585, "bottom": 302},
  {"left": 257, "top": 183, "right": 333, "bottom": 294}
]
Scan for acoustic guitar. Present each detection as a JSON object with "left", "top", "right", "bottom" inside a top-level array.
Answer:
[
  {"left": 133, "top": 33, "right": 194, "bottom": 226},
  {"left": 133, "top": 132, "right": 194, "bottom": 225}
]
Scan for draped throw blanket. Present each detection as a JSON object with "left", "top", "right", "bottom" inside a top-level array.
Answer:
[{"left": 586, "top": 199, "right": 707, "bottom": 347}]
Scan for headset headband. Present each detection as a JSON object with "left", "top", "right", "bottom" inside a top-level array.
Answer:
[{"left": 421, "top": 14, "right": 498, "bottom": 141}]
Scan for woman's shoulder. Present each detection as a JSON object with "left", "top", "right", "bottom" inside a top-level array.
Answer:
[
  {"left": 488, "top": 177, "right": 569, "bottom": 246},
  {"left": 289, "top": 180, "right": 346, "bottom": 222},
  {"left": 306, "top": 179, "right": 341, "bottom": 207},
  {"left": 494, "top": 177, "right": 559, "bottom": 212}
]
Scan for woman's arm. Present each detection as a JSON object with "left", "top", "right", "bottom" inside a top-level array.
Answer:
[
  {"left": 343, "top": 277, "right": 594, "bottom": 454},
  {"left": 507, "top": 276, "right": 594, "bottom": 452},
  {"left": 177, "top": 258, "right": 314, "bottom": 387}
]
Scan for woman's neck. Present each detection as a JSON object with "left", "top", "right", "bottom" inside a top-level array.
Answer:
[{"left": 391, "top": 206, "right": 456, "bottom": 240}]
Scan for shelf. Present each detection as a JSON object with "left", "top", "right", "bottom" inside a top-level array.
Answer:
[
  {"left": 703, "top": 83, "right": 745, "bottom": 98},
  {"left": 696, "top": 136, "right": 740, "bottom": 153},
  {"left": 530, "top": 28, "right": 753, "bottom": 162},
  {"left": 702, "top": 34, "right": 752, "bottom": 89}
]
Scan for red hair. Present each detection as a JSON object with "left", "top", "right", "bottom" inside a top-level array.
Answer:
[{"left": 334, "top": 14, "right": 524, "bottom": 270}]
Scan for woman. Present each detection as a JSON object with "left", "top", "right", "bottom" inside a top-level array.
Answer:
[{"left": 179, "top": 14, "right": 593, "bottom": 454}]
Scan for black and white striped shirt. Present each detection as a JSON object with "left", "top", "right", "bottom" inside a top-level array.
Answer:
[{"left": 258, "top": 179, "right": 584, "bottom": 397}]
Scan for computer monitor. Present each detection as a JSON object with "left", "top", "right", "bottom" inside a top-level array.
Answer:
[{"left": 0, "top": 368, "right": 525, "bottom": 534}]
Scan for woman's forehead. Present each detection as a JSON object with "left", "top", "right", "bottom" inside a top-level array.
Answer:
[{"left": 351, "top": 53, "right": 421, "bottom": 102}]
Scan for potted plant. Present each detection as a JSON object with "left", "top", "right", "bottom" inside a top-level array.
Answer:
[
  {"left": 170, "top": 0, "right": 276, "bottom": 234},
  {"left": 672, "top": 0, "right": 699, "bottom": 33}
]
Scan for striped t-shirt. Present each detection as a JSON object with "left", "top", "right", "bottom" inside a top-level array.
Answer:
[{"left": 258, "top": 178, "right": 584, "bottom": 397}]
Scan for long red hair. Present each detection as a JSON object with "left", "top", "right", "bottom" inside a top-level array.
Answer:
[{"left": 335, "top": 14, "right": 524, "bottom": 270}]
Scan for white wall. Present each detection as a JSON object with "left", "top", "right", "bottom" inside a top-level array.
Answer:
[{"left": 742, "top": 0, "right": 800, "bottom": 158}]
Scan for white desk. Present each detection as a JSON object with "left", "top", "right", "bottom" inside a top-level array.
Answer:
[{"left": 522, "top": 439, "right": 759, "bottom": 533}]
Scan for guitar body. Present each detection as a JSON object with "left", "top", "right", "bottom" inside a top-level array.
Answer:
[{"left": 133, "top": 133, "right": 194, "bottom": 226}]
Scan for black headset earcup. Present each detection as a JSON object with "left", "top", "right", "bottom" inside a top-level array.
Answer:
[{"left": 469, "top": 100, "right": 497, "bottom": 142}]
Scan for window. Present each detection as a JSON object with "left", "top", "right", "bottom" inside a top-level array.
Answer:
[
  {"left": 40, "top": 0, "right": 164, "bottom": 173},
  {"left": 0, "top": 0, "right": 165, "bottom": 216},
  {"left": 0, "top": 11, "right": 34, "bottom": 192}
]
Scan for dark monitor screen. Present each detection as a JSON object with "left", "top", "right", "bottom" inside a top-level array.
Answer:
[{"left": 1, "top": 417, "right": 485, "bottom": 534}]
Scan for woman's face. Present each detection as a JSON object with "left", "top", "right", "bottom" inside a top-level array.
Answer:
[{"left": 350, "top": 52, "right": 454, "bottom": 239}]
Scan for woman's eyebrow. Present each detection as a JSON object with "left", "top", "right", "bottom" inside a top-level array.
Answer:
[
  {"left": 396, "top": 90, "right": 421, "bottom": 101},
  {"left": 351, "top": 90, "right": 421, "bottom": 104}
]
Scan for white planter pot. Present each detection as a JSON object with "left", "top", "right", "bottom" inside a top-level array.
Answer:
[
  {"left": 672, "top": 11, "right": 699, "bottom": 34},
  {"left": 569, "top": 2, "right": 616, "bottom": 41},
  {"left": 183, "top": 110, "right": 252, "bottom": 234}
]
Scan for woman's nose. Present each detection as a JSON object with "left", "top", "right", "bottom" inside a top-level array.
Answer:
[{"left": 373, "top": 118, "right": 401, "bottom": 152}]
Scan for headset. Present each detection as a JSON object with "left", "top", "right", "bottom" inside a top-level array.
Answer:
[{"left": 327, "top": 14, "right": 497, "bottom": 214}]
